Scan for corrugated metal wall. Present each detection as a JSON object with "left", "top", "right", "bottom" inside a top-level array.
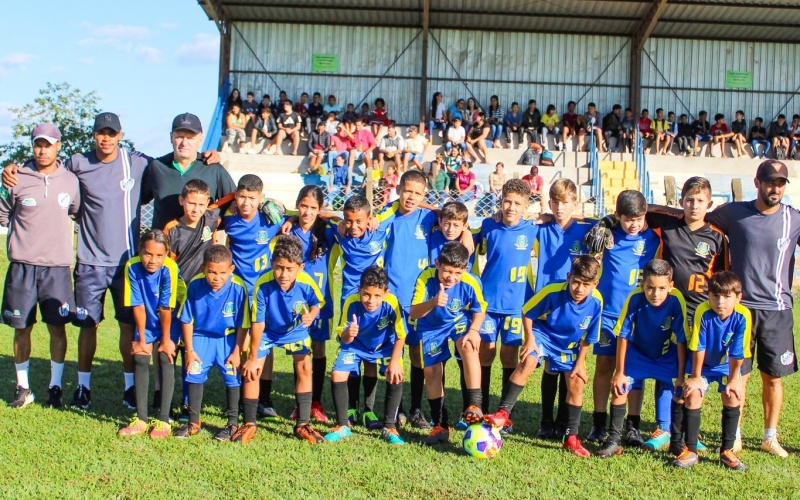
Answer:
[{"left": 642, "top": 38, "right": 800, "bottom": 123}]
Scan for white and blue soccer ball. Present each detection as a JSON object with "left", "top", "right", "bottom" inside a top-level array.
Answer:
[{"left": 463, "top": 423, "right": 502, "bottom": 459}]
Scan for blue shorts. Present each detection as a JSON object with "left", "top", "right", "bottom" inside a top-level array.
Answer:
[
  {"left": 686, "top": 367, "right": 733, "bottom": 395},
  {"left": 593, "top": 327, "right": 617, "bottom": 356},
  {"left": 405, "top": 152, "right": 424, "bottom": 163},
  {"left": 73, "top": 263, "right": 133, "bottom": 327},
  {"left": 541, "top": 348, "right": 578, "bottom": 373},
  {"left": 696, "top": 134, "right": 712, "bottom": 142},
  {"left": 624, "top": 347, "right": 679, "bottom": 389},
  {"left": 402, "top": 308, "right": 420, "bottom": 344},
  {"left": 135, "top": 321, "right": 181, "bottom": 345},
  {"left": 419, "top": 322, "right": 468, "bottom": 367},
  {"left": 309, "top": 318, "right": 331, "bottom": 342},
  {"left": 256, "top": 335, "right": 312, "bottom": 359},
  {"left": 480, "top": 311, "right": 524, "bottom": 346},
  {"left": 185, "top": 333, "right": 240, "bottom": 387},
  {"left": 332, "top": 345, "right": 395, "bottom": 376}
]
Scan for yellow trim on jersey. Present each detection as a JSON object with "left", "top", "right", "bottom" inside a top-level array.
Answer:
[
  {"left": 522, "top": 282, "right": 565, "bottom": 317},
  {"left": 412, "top": 267, "right": 437, "bottom": 305},
  {"left": 336, "top": 293, "right": 362, "bottom": 338},
  {"left": 612, "top": 287, "right": 686, "bottom": 342},
  {"left": 375, "top": 200, "right": 400, "bottom": 223},
  {"left": 737, "top": 303, "right": 753, "bottom": 358},
  {"left": 460, "top": 272, "right": 487, "bottom": 312},
  {"left": 251, "top": 270, "right": 275, "bottom": 320},
  {"left": 296, "top": 270, "right": 326, "bottom": 310},
  {"left": 163, "top": 257, "right": 180, "bottom": 309},
  {"left": 335, "top": 291, "right": 406, "bottom": 340},
  {"left": 122, "top": 256, "right": 141, "bottom": 307},
  {"left": 690, "top": 301, "right": 752, "bottom": 358},
  {"left": 586, "top": 288, "right": 604, "bottom": 342},
  {"left": 232, "top": 274, "right": 253, "bottom": 329}
]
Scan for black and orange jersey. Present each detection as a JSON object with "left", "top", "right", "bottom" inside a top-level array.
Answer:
[
  {"left": 646, "top": 212, "right": 727, "bottom": 321},
  {"left": 164, "top": 207, "right": 222, "bottom": 286}
]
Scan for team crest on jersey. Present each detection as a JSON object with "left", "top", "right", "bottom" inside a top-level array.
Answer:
[
  {"left": 481, "top": 319, "right": 496, "bottom": 333},
  {"left": 58, "top": 193, "right": 71, "bottom": 209},
  {"left": 579, "top": 316, "right": 592, "bottom": 329},
  {"left": 570, "top": 240, "right": 582, "bottom": 255},
  {"left": 292, "top": 301, "right": 308, "bottom": 314},
  {"left": 598, "top": 329, "right": 611, "bottom": 346},
  {"left": 426, "top": 341, "right": 442, "bottom": 356},
  {"left": 447, "top": 299, "right": 463, "bottom": 313},
  {"left": 21, "top": 197, "right": 36, "bottom": 207},
  {"left": 120, "top": 177, "right": 135, "bottom": 192},
  {"left": 780, "top": 350, "right": 794, "bottom": 366},
  {"left": 342, "top": 352, "right": 356, "bottom": 365},
  {"left": 414, "top": 225, "right": 427, "bottom": 240},
  {"left": 377, "top": 316, "right": 390, "bottom": 329},
  {"left": 661, "top": 316, "right": 672, "bottom": 331},
  {"left": 368, "top": 241, "right": 382, "bottom": 255},
  {"left": 515, "top": 235, "right": 529, "bottom": 250},
  {"left": 694, "top": 241, "right": 710, "bottom": 257},
  {"left": 722, "top": 331, "right": 733, "bottom": 346},
  {"left": 255, "top": 231, "right": 270, "bottom": 244},
  {"left": 777, "top": 237, "right": 790, "bottom": 252},
  {"left": 201, "top": 226, "right": 213, "bottom": 242},
  {"left": 633, "top": 240, "right": 646, "bottom": 256},
  {"left": 222, "top": 301, "right": 235, "bottom": 317}
]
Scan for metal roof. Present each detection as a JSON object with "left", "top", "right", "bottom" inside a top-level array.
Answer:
[{"left": 200, "top": 0, "right": 800, "bottom": 42}]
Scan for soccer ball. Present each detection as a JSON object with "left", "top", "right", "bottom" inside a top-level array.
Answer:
[{"left": 462, "top": 423, "right": 502, "bottom": 458}]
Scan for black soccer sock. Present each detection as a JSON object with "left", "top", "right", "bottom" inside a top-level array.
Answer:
[
  {"left": 383, "top": 382, "right": 403, "bottom": 429},
  {"left": 593, "top": 411, "right": 608, "bottom": 430},
  {"left": 178, "top": 347, "right": 188, "bottom": 404},
  {"left": 410, "top": 365, "right": 425, "bottom": 413},
  {"left": 187, "top": 383, "right": 203, "bottom": 425},
  {"left": 501, "top": 368, "right": 515, "bottom": 400},
  {"left": 258, "top": 378, "right": 272, "bottom": 406},
  {"left": 669, "top": 399, "right": 685, "bottom": 449},
  {"left": 608, "top": 404, "right": 627, "bottom": 442},
  {"left": 226, "top": 386, "right": 240, "bottom": 426},
  {"left": 555, "top": 373, "right": 568, "bottom": 424},
  {"left": 243, "top": 398, "right": 258, "bottom": 424},
  {"left": 626, "top": 414, "right": 641, "bottom": 430},
  {"left": 312, "top": 356, "right": 327, "bottom": 404},
  {"left": 465, "top": 389, "right": 482, "bottom": 411},
  {"left": 362, "top": 375, "right": 378, "bottom": 413},
  {"left": 157, "top": 352, "right": 175, "bottom": 423},
  {"left": 428, "top": 397, "right": 449, "bottom": 428},
  {"left": 540, "top": 372, "right": 559, "bottom": 423},
  {"left": 498, "top": 381, "right": 524, "bottom": 413},
  {"left": 331, "top": 381, "right": 350, "bottom": 426},
  {"left": 457, "top": 359, "right": 469, "bottom": 411},
  {"left": 347, "top": 373, "right": 361, "bottom": 410},
  {"left": 480, "top": 365, "right": 492, "bottom": 413},
  {"left": 721, "top": 405, "right": 740, "bottom": 452},
  {"left": 133, "top": 354, "right": 150, "bottom": 421},
  {"left": 296, "top": 391, "right": 313, "bottom": 425},
  {"left": 566, "top": 404, "right": 583, "bottom": 437},
  {"left": 684, "top": 407, "right": 701, "bottom": 453}
]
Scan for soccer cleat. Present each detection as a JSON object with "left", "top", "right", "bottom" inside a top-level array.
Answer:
[
  {"left": 500, "top": 419, "right": 514, "bottom": 435},
  {"left": 118, "top": 417, "right": 148, "bottom": 436},
  {"left": 536, "top": 421, "right": 555, "bottom": 440},
  {"left": 290, "top": 407, "right": 298, "bottom": 421},
  {"left": 122, "top": 387, "right": 136, "bottom": 410},
  {"left": 8, "top": 386, "right": 35, "bottom": 409},
  {"left": 761, "top": 436, "right": 789, "bottom": 458},
  {"left": 463, "top": 405, "right": 484, "bottom": 425},
  {"left": 149, "top": 420, "right": 171, "bottom": 439},
  {"left": 410, "top": 409, "right": 431, "bottom": 429},
  {"left": 149, "top": 390, "right": 161, "bottom": 413},
  {"left": 719, "top": 449, "right": 746, "bottom": 471},
  {"left": 586, "top": 425, "right": 607, "bottom": 444},
  {"left": 596, "top": 439, "right": 624, "bottom": 458},
  {"left": 563, "top": 435, "right": 591, "bottom": 458},
  {"left": 672, "top": 447, "right": 699, "bottom": 468},
  {"left": 324, "top": 425, "right": 352, "bottom": 443},
  {"left": 625, "top": 425, "right": 644, "bottom": 447},
  {"left": 70, "top": 385, "right": 91, "bottom": 409},
  {"left": 484, "top": 409, "right": 510, "bottom": 430},
  {"left": 455, "top": 418, "right": 469, "bottom": 431},
  {"left": 362, "top": 411, "right": 383, "bottom": 430},
  {"left": 381, "top": 427, "right": 405, "bottom": 445},
  {"left": 310, "top": 401, "right": 329, "bottom": 423},
  {"left": 232, "top": 422, "right": 258, "bottom": 444},
  {"left": 257, "top": 404, "right": 279, "bottom": 421},
  {"left": 214, "top": 424, "right": 239, "bottom": 442},
  {"left": 423, "top": 426, "right": 451, "bottom": 446},
  {"left": 642, "top": 429, "right": 670, "bottom": 451},
  {"left": 44, "top": 386, "right": 64, "bottom": 409},
  {"left": 696, "top": 438, "right": 708, "bottom": 453},
  {"left": 294, "top": 423, "right": 325, "bottom": 444},
  {"left": 347, "top": 409, "right": 359, "bottom": 426},
  {"left": 174, "top": 422, "right": 201, "bottom": 439},
  {"left": 396, "top": 409, "right": 407, "bottom": 428}
]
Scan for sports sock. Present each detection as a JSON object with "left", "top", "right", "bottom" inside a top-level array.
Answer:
[
  {"left": 331, "top": 381, "right": 350, "bottom": 426},
  {"left": 133, "top": 354, "right": 150, "bottom": 421},
  {"left": 78, "top": 371, "right": 91, "bottom": 390},
  {"left": 312, "top": 356, "right": 327, "bottom": 403},
  {"left": 501, "top": 367, "right": 515, "bottom": 399},
  {"left": 226, "top": 386, "right": 240, "bottom": 426},
  {"left": 684, "top": 407, "right": 701, "bottom": 453},
  {"left": 457, "top": 359, "right": 468, "bottom": 411},
  {"left": 721, "top": 406, "right": 740, "bottom": 451},
  {"left": 15, "top": 361, "right": 30, "bottom": 389},
  {"left": 608, "top": 404, "right": 626, "bottom": 442},
  {"left": 258, "top": 378, "right": 272, "bottom": 406},
  {"left": 187, "top": 383, "right": 203, "bottom": 425},
  {"left": 592, "top": 411, "right": 608, "bottom": 430},
  {"left": 764, "top": 428, "right": 777, "bottom": 439},
  {"left": 347, "top": 374, "right": 361, "bottom": 410},
  {"left": 654, "top": 381, "right": 672, "bottom": 430},
  {"left": 178, "top": 348, "right": 188, "bottom": 403},
  {"left": 49, "top": 361, "right": 64, "bottom": 388},
  {"left": 566, "top": 404, "right": 582, "bottom": 436},
  {"left": 296, "top": 391, "right": 312, "bottom": 425},
  {"left": 157, "top": 353, "right": 175, "bottom": 423},
  {"left": 540, "top": 372, "right": 559, "bottom": 423},
  {"left": 480, "top": 365, "right": 491, "bottom": 413},
  {"left": 383, "top": 382, "right": 403, "bottom": 429},
  {"left": 242, "top": 398, "right": 258, "bottom": 424},
  {"left": 362, "top": 375, "right": 378, "bottom": 413},
  {"left": 464, "top": 389, "right": 482, "bottom": 410},
  {"left": 428, "top": 397, "right": 448, "bottom": 427},
  {"left": 410, "top": 365, "right": 424, "bottom": 413},
  {"left": 735, "top": 427, "right": 741, "bottom": 439},
  {"left": 669, "top": 399, "right": 685, "bottom": 449},
  {"left": 124, "top": 372, "right": 134, "bottom": 391},
  {"left": 498, "top": 381, "right": 524, "bottom": 413},
  {"left": 626, "top": 414, "right": 641, "bottom": 430},
  {"left": 555, "top": 372, "right": 568, "bottom": 425}
]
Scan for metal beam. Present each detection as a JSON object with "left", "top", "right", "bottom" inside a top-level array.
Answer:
[
  {"left": 420, "top": 0, "right": 430, "bottom": 125},
  {"left": 630, "top": 0, "right": 668, "bottom": 116}
]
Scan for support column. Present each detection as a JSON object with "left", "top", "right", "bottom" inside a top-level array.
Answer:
[
  {"left": 419, "top": 0, "right": 430, "bottom": 126},
  {"left": 219, "top": 26, "right": 232, "bottom": 90},
  {"left": 629, "top": 36, "right": 642, "bottom": 115}
]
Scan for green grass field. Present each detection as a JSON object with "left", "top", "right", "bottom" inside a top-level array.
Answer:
[{"left": 1, "top": 242, "right": 800, "bottom": 499}]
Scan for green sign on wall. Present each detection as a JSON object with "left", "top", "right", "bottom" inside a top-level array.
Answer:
[
  {"left": 312, "top": 54, "right": 339, "bottom": 73},
  {"left": 726, "top": 71, "right": 752, "bottom": 90}
]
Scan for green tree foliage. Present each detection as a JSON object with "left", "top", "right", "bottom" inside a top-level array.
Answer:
[{"left": 0, "top": 82, "right": 134, "bottom": 165}]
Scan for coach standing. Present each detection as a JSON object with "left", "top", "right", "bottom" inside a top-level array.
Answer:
[{"left": 705, "top": 160, "right": 797, "bottom": 458}]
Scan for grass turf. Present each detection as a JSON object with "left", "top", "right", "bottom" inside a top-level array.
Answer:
[{"left": 1, "top": 242, "right": 799, "bottom": 499}]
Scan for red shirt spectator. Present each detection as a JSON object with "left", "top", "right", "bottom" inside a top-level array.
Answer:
[
  {"left": 710, "top": 123, "right": 729, "bottom": 135},
  {"left": 352, "top": 125, "right": 377, "bottom": 152},
  {"left": 562, "top": 112, "right": 578, "bottom": 129},
  {"left": 638, "top": 117, "right": 653, "bottom": 133},
  {"left": 331, "top": 129, "right": 356, "bottom": 151},
  {"left": 521, "top": 167, "right": 543, "bottom": 195},
  {"left": 457, "top": 168, "right": 476, "bottom": 192}
]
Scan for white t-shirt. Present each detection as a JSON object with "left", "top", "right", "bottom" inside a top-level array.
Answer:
[
  {"left": 434, "top": 103, "right": 446, "bottom": 120},
  {"left": 405, "top": 135, "right": 427, "bottom": 153},
  {"left": 447, "top": 126, "right": 466, "bottom": 142}
]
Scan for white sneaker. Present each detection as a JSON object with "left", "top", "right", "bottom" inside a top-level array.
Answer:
[
  {"left": 761, "top": 436, "right": 789, "bottom": 458},
  {"left": 262, "top": 149, "right": 273, "bottom": 155},
  {"left": 247, "top": 148, "right": 256, "bottom": 154},
  {"left": 667, "top": 151, "right": 675, "bottom": 156}
]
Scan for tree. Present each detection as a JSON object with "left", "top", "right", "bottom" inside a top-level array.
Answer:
[{"left": 0, "top": 82, "right": 134, "bottom": 165}]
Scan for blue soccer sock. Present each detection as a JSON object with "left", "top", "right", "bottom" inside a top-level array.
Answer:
[{"left": 654, "top": 381, "right": 673, "bottom": 431}]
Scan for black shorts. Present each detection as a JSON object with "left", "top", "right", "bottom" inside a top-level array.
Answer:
[
  {"left": 742, "top": 308, "right": 797, "bottom": 378},
  {"left": 73, "top": 263, "right": 133, "bottom": 327},
  {"left": 1, "top": 263, "right": 74, "bottom": 328}
]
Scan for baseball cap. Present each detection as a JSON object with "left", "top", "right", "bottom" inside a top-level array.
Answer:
[
  {"left": 93, "top": 112, "right": 122, "bottom": 133},
  {"left": 756, "top": 159, "right": 790, "bottom": 183},
  {"left": 172, "top": 113, "right": 203, "bottom": 134},
  {"left": 31, "top": 123, "right": 61, "bottom": 144}
]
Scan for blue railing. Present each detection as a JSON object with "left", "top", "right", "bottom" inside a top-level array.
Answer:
[
  {"left": 588, "top": 128, "right": 605, "bottom": 216},
  {"left": 202, "top": 75, "right": 231, "bottom": 152},
  {"left": 634, "top": 131, "right": 654, "bottom": 203}
]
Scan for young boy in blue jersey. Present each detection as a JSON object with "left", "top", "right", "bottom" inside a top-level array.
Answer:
[
  {"left": 324, "top": 267, "right": 407, "bottom": 445},
  {"left": 410, "top": 242, "right": 486, "bottom": 445},
  {"left": 586, "top": 190, "right": 661, "bottom": 445},
  {"left": 175, "top": 245, "right": 251, "bottom": 441},
  {"left": 597, "top": 259, "right": 687, "bottom": 458},
  {"left": 486, "top": 255, "right": 603, "bottom": 458},
  {"left": 476, "top": 178, "right": 539, "bottom": 434},
  {"left": 234, "top": 235, "right": 325, "bottom": 444},
  {"left": 118, "top": 230, "right": 179, "bottom": 439},
  {"left": 672, "top": 271, "right": 750, "bottom": 470}
]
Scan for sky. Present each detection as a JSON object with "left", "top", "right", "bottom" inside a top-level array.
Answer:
[{"left": 0, "top": 0, "right": 220, "bottom": 156}]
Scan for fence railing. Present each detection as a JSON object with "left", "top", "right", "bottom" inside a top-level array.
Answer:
[
  {"left": 634, "top": 131, "right": 654, "bottom": 203},
  {"left": 202, "top": 75, "right": 231, "bottom": 153},
  {"left": 588, "top": 126, "right": 605, "bottom": 216}
]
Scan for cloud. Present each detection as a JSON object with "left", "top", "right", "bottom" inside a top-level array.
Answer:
[
  {"left": 174, "top": 33, "right": 219, "bottom": 67},
  {"left": 134, "top": 45, "right": 162, "bottom": 63},
  {"left": 0, "top": 53, "right": 37, "bottom": 79},
  {"left": 161, "top": 22, "right": 179, "bottom": 29},
  {"left": 78, "top": 24, "right": 151, "bottom": 50},
  {"left": 79, "top": 57, "right": 94, "bottom": 65},
  {"left": 50, "top": 65, "right": 66, "bottom": 74}
]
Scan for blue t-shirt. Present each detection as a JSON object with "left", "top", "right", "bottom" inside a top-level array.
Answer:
[
  {"left": 337, "top": 292, "right": 407, "bottom": 353},
  {"left": 526, "top": 219, "right": 594, "bottom": 298},
  {"left": 288, "top": 221, "right": 337, "bottom": 319},
  {"left": 333, "top": 222, "right": 391, "bottom": 301},
  {"left": 428, "top": 229, "right": 477, "bottom": 268},
  {"left": 476, "top": 217, "right": 539, "bottom": 314},
  {"left": 614, "top": 288, "right": 687, "bottom": 361},
  {"left": 689, "top": 301, "right": 752, "bottom": 373},
  {"left": 219, "top": 211, "right": 282, "bottom": 294},
  {"left": 178, "top": 274, "right": 251, "bottom": 337},
  {"left": 124, "top": 256, "right": 179, "bottom": 336},
  {"left": 411, "top": 267, "right": 486, "bottom": 337},
  {"left": 252, "top": 270, "right": 325, "bottom": 343}
]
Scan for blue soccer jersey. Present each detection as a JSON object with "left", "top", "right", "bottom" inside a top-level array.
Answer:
[
  {"left": 178, "top": 274, "right": 251, "bottom": 336},
  {"left": 219, "top": 211, "right": 282, "bottom": 294},
  {"left": 252, "top": 270, "right": 325, "bottom": 343},
  {"left": 123, "top": 256, "right": 179, "bottom": 342},
  {"left": 411, "top": 267, "right": 486, "bottom": 338},
  {"left": 337, "top": 292, "right": 407, "bottom": 353},
  {"left": 614, "top": 288, "right": 687, "bottom": 361},
  {"left": 476, "top": 217, "right": 539, "bottom": 314},
  {"left": 429, "top": 229, "right": 477, "bottom": 269},
  {"left": 332, "top": 221, "right": 391, "bottom": 301},
  {"left": 526, "top": 219, "right": 594, "bottom": 297},
  {"left": 689, "top": 301, "right": 752, "bottom": 373},
  {"left": 288, "top": 221, "right": 337, "bottom": 319},
  {"left": 377, "top": 202, "right": 438, "bottom": 308}
]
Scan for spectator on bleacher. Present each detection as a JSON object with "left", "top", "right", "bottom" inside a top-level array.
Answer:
[
  {"left": 664, "top": 111, "right": 678, "bottom": 156},
  {"left": 638, "top": 109, "right": 654, "bottom": 153},
  {"left": 446, "top": 116, "right": 467, "bottom": 154},
  {"left": 455, "top": 161, "right": 477, "bottom": 203},
  {"left": 540, "top": 105, "right": 560, "bottom": 151},
  {"left": 602, "top": 104, "right": 624, "bottom": 152},
  {"left": 429, "top": 92, "right": 448, "bottom": 139},
  {"left": 341, "top": 104, "right": 358, "bottom": 133},
  {"left": 384, "top": 163, "right": 399, "bottom": 192},
  {"left": 522, "top": 100, "right": 542, "bottom": 148},
  {"left": 651, "top": 108, "right": 669, "bottom": 155},
  {"left": 307, "top": 92, "right": 325, "bottom": 132},
  {"left": 560, "top": 101, "right": 579, "bottom": 152},
  {"left": 271, "top": 90, "right": 288, "bottom": 118},
  {"left": 359, "top": 102, "right": 371, "bottom": 122},
  {"left": 225, "top": 103, "right": 248, "bottom": 150},
  {"left": 486, "top": 95, "right": 506, "bottom": 149},
  {"left": 710, "top": 113, "right": 734, "bottom": 158},
  {"left": 225, "top": 88, "right": 242, "bottom": 113},
  {"left": 504, "top": 102, "right": 524, "bottom": 149},
  {"left": 403, "top": 125, "right": 428, "bottom": 172},
  {"left": 768, "top": 114, "right": 790, "bottom": 159},
  {"left": 324, "top": 154, "right": 350, "bottom": 210},
  {"left": 488, "top": 162, "right": 507, "bottom": 208},
  {"left": 307, "top": 121, "right": 330, "bottom": 174},
  {"left": 328, "top": 124, "right": 354, "bottom": 171},
  {"left": 790, "top": 114, "right": 800, "bottom": 158},
  {"left": 370, "top": 98, "right": 392, "bottom": 142},
  {"left": 257, "top": 94, "right": 272, "bottom": 116},
  {"left": 465, "top": 112, "right": 491, "bottom": 163},
  {"left": 274, "top": 99, "right": 302, "bottom": 156},
  {"left": 295, "top": 92, "right": 310, "bottom": 138},
  {"left": 578, "top": 102, "right": 605, "bottom": 152},
  {"left": 731, "top": 110, "right": 748, "bottom": 157},
  {"left": 323, "top": 111, "right": 340, "bottom": 136},
  {"left": 249, "top": 107, "right": 277, "bottom": 155},
  {"left": 427, "top": 154, "right": 450, "bottom": 206},
  {"left": 447, "top": 99, "right": 466, "bottom": 129},
  {"left": 377, "top": 124, "right": 404, "bottom": 174},
  {"left": 444, "top": 149, "right": 460, "bottom": 187},
  {"left": 750, "top": 117, "right": 770, "bottom": 159},
  {"left": 348, "top": 118, "right": 377, "bottom": 192},
  {"left": 621, "top": 107, "right": 636, "bottom": 153},
  {"left": 691, "top": 110, "right": 711, "bottom": 156},
  {"left": 241, "top": 91, "right": 259, "bottom": 127},
  {"left": 323, "top": 94, "right": 342, "bottom": 117},
  {"left": 676, "top": 114, "right": 694, "bottom": 156},
  {"left": 522, "top": 166, "right": 544, "bottom": 201},
  {"left": 464, "top": 97, "right": 481, "bottom": 131}
]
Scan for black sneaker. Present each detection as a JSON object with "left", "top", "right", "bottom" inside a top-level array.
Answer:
[
  {"left": 70, "top": 385, "right": 91, "bottom": 409},
  {"left": 409, "top": 409, "right": 431, "bottom": 429},
  {"left": 122, "top": 387, "right": 136, "bottom": 410},
  {"left": 8, "top": 386, "right": 35, "bottom": 409},
  {"left": 625, "top": 424, "right": 644, "bottom": 447},
  {"left": 536, "top": 420, "right": 555, "bottom": 440},
  {"left": 214, "top": 424, "right": 239, "bottom": 442},
  {"left": 44, "top": 385, "right": 64, "bottom": 409},
  {"left": 149, "top": 390, "right": 161, "bottom": 413},
  {"left": 174, "top": 422, "right": 201, "bottom": 439},
  {"left": 596, "top": 438, "right": 624, "bottom": 458},
  {"left": 587, "top": 425, "right": 607, "bottom": 444}
]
